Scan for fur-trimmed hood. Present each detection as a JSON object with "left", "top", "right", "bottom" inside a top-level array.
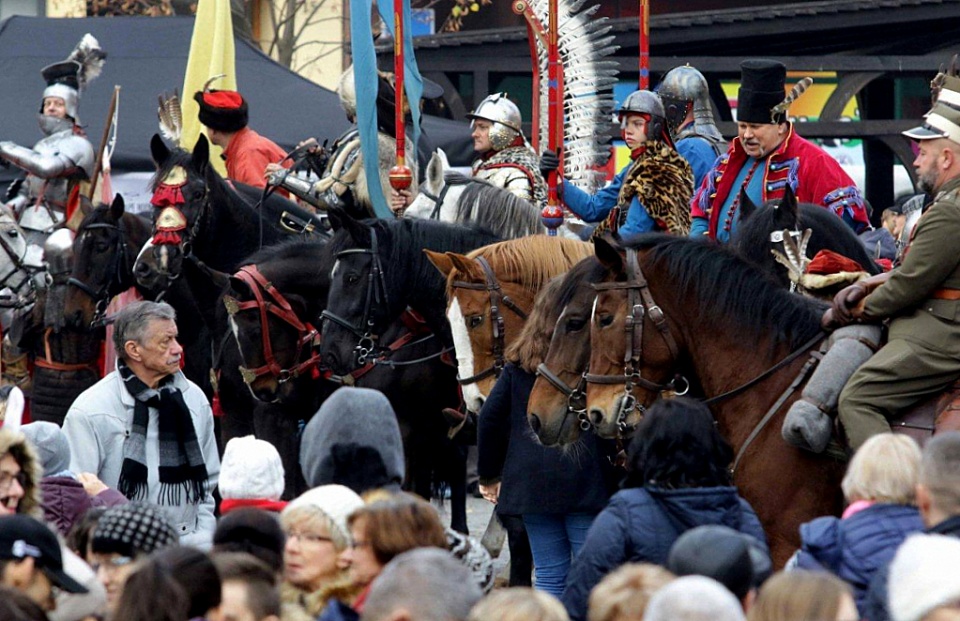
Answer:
[{"left": 0, "top": 427, "right": 43, "bottom": 517}]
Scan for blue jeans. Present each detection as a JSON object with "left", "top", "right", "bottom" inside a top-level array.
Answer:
[{"left": 522, "top": 512, "right": 596, "bottom": 596}]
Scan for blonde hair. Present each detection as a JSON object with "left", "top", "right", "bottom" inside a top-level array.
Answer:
[
  {"left": 747, "top": 571, "right": 852, "bottom": 621},
  {"left": 280, "top": 507, "right": 350, "bottom": 552},
  {"left": 842, "top": 433, "right": 921, "bottom": 504},
  {"left": 587, "top": 564, "right": 675, "bottom": 621},
  {"left": 468, "top": 588, "right": 569, "bottom": 621}
]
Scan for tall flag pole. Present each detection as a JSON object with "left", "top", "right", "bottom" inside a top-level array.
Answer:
[
  {"left": 639, "top": 0, "right": 649, "bottom": 89},
  {"left": 181, "top": 0, "right": 236, "bottom": 175},
  {"left": 540, "top": 0, "right": 564, "bottom": 235},
  {"left": 388, "top": 0, "right": 413, "bottom": 195}
]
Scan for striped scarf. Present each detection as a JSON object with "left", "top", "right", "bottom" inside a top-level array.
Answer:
[{"left": 117, "top": 360, "right": 208, "bottom": 506}]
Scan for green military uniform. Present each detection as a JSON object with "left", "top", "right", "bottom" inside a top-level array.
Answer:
[{"left": 839, "top": 175, "right": 960, "bottom": 448}]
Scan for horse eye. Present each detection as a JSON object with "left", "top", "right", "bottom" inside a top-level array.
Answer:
[
  {"left": 598, "top": 314, "right": 614, "bottom": 328},
  {"left": 7, "top": 229, "right": 18, "bottom": 238},
  {"left": 95, "top": 242, "right": 109, "bottom": 253},
  {"left": 346, "top": 273, "right": 360, "bottom": 285},
  {"left": 468, "top": 315, "right": 484, "bottom": 329},
  {"left": 566, "top": 318, "right": 585, "bottom": 332},
  {"left": 193, "top": 190, "right": 204, "bottom": 200}
]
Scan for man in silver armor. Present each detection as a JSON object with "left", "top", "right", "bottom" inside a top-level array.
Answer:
[
  {"left": 0, "top": 37, "right": 102, "bottom": 246},
  {"left": 466, "top": 93, "right": 547, "bottom": 208},
  {"left": 657, "top": 65, "right": 725, "bottom": 189}
]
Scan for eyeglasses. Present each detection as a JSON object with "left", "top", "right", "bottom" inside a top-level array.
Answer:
[
  {"left": 286, "top": 532, "right": 334, "bottom": 545},
  {"left": 0, "top": 470, "right": 26, "bottom": 492}
]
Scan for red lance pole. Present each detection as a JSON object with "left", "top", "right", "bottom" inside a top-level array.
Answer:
[
  {"left": 540, "top": 0, "right": 564, "bottom": 235},
  {"left": 639, "top": 0, "right": 649, "bottom": 89},
  {"left": 388, "top": 0, "right": 413, "bottom": 206}
]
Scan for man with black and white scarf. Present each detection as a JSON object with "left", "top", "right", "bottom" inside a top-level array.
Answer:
[{"left": 62, "top": 301, "right": 219, "bottom": 548}]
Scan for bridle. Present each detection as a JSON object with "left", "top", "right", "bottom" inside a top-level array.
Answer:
[
  {"left": 451, "top": 256, "right": 528, "bottom": 386},
  {"left": 583, "top": 249, "right": 686, "bottom": 435},
  {"left": 535, "top": 362, "right": 589, "bottom": 431},
  {"left": 421, "top": 174, "right": 474, "bottom": 220},
  {"left": 0, "top": 222, "right": 43, "bottom": 300},
  {"left": 321, "top": 228, "right": 391, "bottom": 365},
  {"left": 67, "top": 221, "right": 129, "bottom": 327},
  {"left": 224, "top": 265, "right": 322, "bottom": 385},
  {"left": 150, "top": 171, "right": 213, "bottom": 273}
]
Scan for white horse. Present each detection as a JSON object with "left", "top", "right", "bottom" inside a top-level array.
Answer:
[
  {"left": 405, "top": 149, "right": 580, "bottom": 240},
  {"left": 0, "top": 208, "right": 45, "bottom": 305}
]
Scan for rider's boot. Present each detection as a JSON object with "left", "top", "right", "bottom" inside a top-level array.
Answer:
[{"left": 782, "top": 325, "right": 881, "bottom": 453}]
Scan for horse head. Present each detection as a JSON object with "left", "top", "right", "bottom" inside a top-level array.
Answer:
[
  {"left": 135, "top": 134, "right": 213, "bottom": 290},
  {"left": 0, "top": 206, "right": 43, "bottom": 304},
  {"left": 64, "top": 194, "right": 140, "bottom": 328},
  {"left": 585, "top": 236, "right": 685, "bottom": 439},
  {"left": 224, "top": 266, "right": 319, "bottom": 404},
  {"left": 527, "top": 255, "right": 606, "bottom": 446},
  {"left": 319, "top": 206, "right": 390, "bottom": 375},
  {"left": 405, "top": 149, "right": 452, "bottom": 218}
]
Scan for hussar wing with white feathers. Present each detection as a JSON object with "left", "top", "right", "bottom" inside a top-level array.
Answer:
[
  {"left": 69, "top": 33, "right": 107, "bottom": 92},
  {"left": 157, "top": 90, "right": 183, "bottom": 147},
  {"left": 530, "top": 0, "right": 618, "bottom": 192}
]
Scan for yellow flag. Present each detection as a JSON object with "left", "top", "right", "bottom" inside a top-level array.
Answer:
[{"left": 181, "top": 0, "right": 236, "bottom": 175}]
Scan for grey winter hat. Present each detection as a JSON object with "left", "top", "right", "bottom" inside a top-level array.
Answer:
[
  {"left": 91, "top": 503, "right": 178, "bottom": 558},
  {"left": 299, "top": 386, "right": 405, "bottom": 495},
  {"left": 20, "top": 422, "right": 70, "bottom": 477}
]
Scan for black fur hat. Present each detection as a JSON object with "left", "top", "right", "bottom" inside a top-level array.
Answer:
[
  {"left": 194, "top": 89, "right": 249, "bottom": 133},
  {"left": 738, "top": 59, "right": 787, "bottom": 124}
]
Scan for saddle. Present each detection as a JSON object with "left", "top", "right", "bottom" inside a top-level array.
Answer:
[{"left": 886, "top": 380, "right": 960, "bottom": 445}]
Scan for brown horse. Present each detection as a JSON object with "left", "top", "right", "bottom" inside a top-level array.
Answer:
[
  {"left": 426, "top": 236, "right": 592, "bottom": 413},
  {"left": 558, "top": 233, "right": 841, "bottom": 565}
]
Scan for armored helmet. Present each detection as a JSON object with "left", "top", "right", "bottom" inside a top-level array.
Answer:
[
  {"left": 43, "top": 228, "right": 75, "bottom": 279},
  {"left": 617, "top": 90, "right": 667, "bottom": 144},
  {"left": 656, "top": 65, "right": 724, "bottom": 145},
  {"left": 467, "top": 93, "right": 523, "bottom": 151},
  {"left": 38, "top": 34, "right": 106, "bottom": 128}
]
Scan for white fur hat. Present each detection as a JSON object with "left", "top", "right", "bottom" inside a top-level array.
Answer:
[
  {"left": 219, "top": 436, "right": 285, "bottom": 501},
  {"left": 283, "top": 485, "right": 364, "bottom": 544},
  {"left": 889, "top": 534, "right": 960, "bottom": 621}
]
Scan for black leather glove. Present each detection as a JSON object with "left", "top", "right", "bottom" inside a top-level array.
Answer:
[{"left": 539, "top": 150, "right": 561, "bottom": 177}]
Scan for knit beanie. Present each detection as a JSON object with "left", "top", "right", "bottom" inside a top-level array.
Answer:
[
  {"left": 667, "top": 526, "right": 760, "bottom": 600},
  {"left": 299, "top": 387, "right": 405, "bottom": 495},
  {"left": 213, "top": 508, "right": 286, "bottom": 573},
  {"left": 91, "top": 503, "right": 178, "bottom": 558},
  {"left": 193, "top": 89, "right": 248, "bottom": 133},
  {"left": 283, "top": 485, "right": 364, "bottom": 546},
  {"left": 219, "top": 436, "right": 285, "bottom": 501},
  {"left": 20, "top": 422, "right": 71, "bottom": 476},
  {"left": 889, "top": 534, "right": 960, "bottom": 621}
]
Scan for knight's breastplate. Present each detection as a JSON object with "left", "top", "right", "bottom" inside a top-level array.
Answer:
[{"left": 18, "top": 133, "right": 79, "bottom": 236}]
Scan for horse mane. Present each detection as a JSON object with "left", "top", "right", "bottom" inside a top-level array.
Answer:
[
  {"left": 449, "top": 173, "right": 543, "bottom": 237},
  {"left": 369, "top": 217, "right": 502, "bottom": 298},
  {"left": 464, "top": 236, "right": 593, "bottom": 291},
  {"left": 241, "top": 236, "right": 328, "bottom": 267},
  {"left": 625, "top": 234, "right": 826, "bottom": 348},
  {"left": 506, "top": 275, "right": 566, "bottom": 373}
]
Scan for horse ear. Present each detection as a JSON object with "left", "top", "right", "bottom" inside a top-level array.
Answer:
[
  {"left": 739, "top": 188, "right": 758, "bottom": 221},
  {"left": 192, "top": 134, "right": 210, "bottom": 174},
  {"left": 437, "top": 148, "right": 450, "bottom": 169},
  {"left": 424, "top": 249, "right": 455, "bottom": 278},
  {"left": 427, "top": 151, "right": 445, "bottom": 190},
  {"left": 446, "top": 252, "right": 481, "bottom": 280},
  {"left": 780, "top": 184, "right": 799, "bottom": 221},
  {"left": 150, "top": 133, "right": 171, "bottom": 168},
  {"left": 593, "top": 235, "right": 625, "bottom": 274},
  {"left": 227, "top": 275, "right": 252, "bottom": 300},
  {"left": 109, "top": 194, "right": 126, "bottom": 221},
  {"left": 327, "top": 204, "right": 370, "bottom": 246}
]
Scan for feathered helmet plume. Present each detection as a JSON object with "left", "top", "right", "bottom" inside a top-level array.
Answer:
[
  {"left": 40, "top": 33, "right": 107, "bottom": 122},
  {"left": 770, "top": 77, "right": 813, "bottom": 124},
  {"left": 157, "top": 89, "right": 183, "bottom": 147},
  {"left": 931, "top": 54, "right": 960, "bottom": 106}
]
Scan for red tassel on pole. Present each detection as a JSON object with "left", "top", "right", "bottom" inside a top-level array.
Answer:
[
  {"left": 541, "top": 0, "right": 564, "bottom": 235},
  {"left": 389, "top": 0, "right": 413, "bottom": 197},
  {"left": 639, "top": 0, "right": 650, "bottom": 89}
]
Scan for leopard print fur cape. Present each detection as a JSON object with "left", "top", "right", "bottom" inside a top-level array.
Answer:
[{"left": 592, "top": 141, "right": 694, "bottom": 238}]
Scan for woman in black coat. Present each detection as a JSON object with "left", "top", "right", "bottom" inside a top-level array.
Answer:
[
  {"left": 559, "top": 397, "right": 769, "bottom": 621},
  {"left": 478, "top": 276, "right": 618, "bottom": 597}
]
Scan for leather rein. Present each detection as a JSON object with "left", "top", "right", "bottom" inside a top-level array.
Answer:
[{"left": 451, "top": 256, "right": 528, "bottom": 386}]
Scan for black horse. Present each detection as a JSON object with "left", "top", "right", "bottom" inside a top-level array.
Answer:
[
  {"left": 319, "top": 208, "right": 502, "bottom": 375},
  {"left": 732, "top": 185, "right": 882, "bottom": 289},
  {"left": 225, "top": 236, "right": 471, "bottom": 532},
  {"left": 135, "top": 133, "right": 324, "bottom": 287},
  {"left": 63, "top": 196, "right": 215, "bottom": 401}
]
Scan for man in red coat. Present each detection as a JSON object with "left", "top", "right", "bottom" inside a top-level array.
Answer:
[
  {"left": 690, "top": 59, "right": 868, "bottom": 243},
  {"left": 193, "top": 88, "right": 289, "bottom": 191}
]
